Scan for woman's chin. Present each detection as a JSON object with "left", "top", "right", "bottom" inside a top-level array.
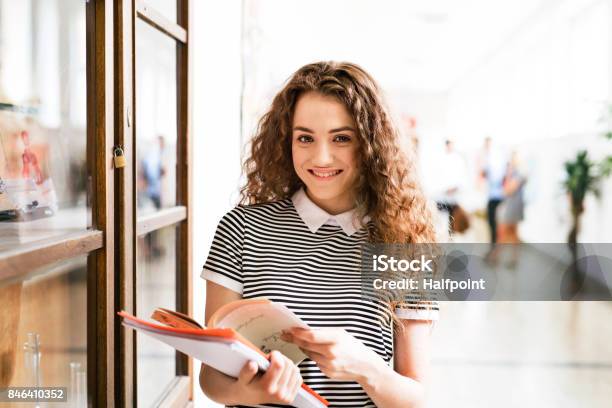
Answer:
[{"left": 305, "top": 185, "right": 349, "bottom": 202}]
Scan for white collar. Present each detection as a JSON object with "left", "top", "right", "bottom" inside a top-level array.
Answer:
[{"left": 291, "top": 188, "right": 370, "bottom": 236}]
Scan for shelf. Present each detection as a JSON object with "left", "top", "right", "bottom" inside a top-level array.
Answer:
[
  {"left": 0, "top": 102, "right": 39, "bottom": 115},
  {"left": 0, "top": 229, "right": 103, "bottom": 282}
]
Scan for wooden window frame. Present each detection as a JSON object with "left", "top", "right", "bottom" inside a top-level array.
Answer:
[
  {"left": 86, "top": 0, "right": 117, "bottom": 405},
  {"left": 115, "top": 0, "right": 136, "bottom": 405},
  {"left": 136, "top": 0, "right": 187, "bottom": 44},
  {"left": 0, "top": 0, "right": 192, "bottom": 406},
  {"left": 128, "top": 0, "right": 193, "bottom": 405},
  {"left": 136, "top": 206, "right": 187, "bottom": 236}
]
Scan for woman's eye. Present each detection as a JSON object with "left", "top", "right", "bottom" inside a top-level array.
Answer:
[
  {"left": 297, "top": 135, "right": 313, "bottom": 143},
  {"left": 334, "top": 134, "right": 351, "bottom": 143}
]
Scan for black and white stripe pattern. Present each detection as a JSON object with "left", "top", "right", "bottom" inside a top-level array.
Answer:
[{"left": 203, "top": 199, "right": 438, "bottom": 408}]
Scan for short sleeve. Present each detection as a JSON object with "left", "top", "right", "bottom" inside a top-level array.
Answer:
[
  {"left": 394, "top": 296, "right": 440, "bottom": 321},
  {"left": 201, "top": 206, "right": 245, "bottom": 294}
]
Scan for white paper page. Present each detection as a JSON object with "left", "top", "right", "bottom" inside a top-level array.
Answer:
[{"left": 216, "top": 302, "right": 309, "bottom": 363}]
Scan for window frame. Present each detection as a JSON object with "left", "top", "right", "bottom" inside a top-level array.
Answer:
[
  {"left": 128, "top": 0, "right": 193, "bottom": 405},
  {"left": 0, "top": 0, "right": 192, "bottom": 406}
]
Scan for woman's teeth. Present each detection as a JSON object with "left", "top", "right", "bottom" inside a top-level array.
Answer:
[{"left": 311, "top": 169, "right": 341, "bottom": 178}]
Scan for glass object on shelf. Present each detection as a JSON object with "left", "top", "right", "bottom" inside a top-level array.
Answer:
[
  {"left": 0, "top": 256, "right": 87, "bottom": 408},
  {"left": 141, "top": 0, "right": 177, "bottom": 24},
  {"left": 23, "top": 333, "right": 42, "bottom": 391},
  {"left": 75, "top": 370, "right": 87, "bottom": 408},
  {"left": 69, "top": 362, "right": 87, "bottom": 408},
  {"left": 0, "top": 0, "right": 89, "bottom": 252},
  {"left": 135, "top": 19, "right": 177, "bottom": 216},
  {"left": 136, "top": 225, "right": 177, "bottom": 407}
]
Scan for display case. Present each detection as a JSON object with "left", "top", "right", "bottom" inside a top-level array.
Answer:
[
  {"left": 0, "top": 257, "right": 88, "bottom": 408},
  {"left": 0, "top": 0, "right": 192, "bottom": 406}
]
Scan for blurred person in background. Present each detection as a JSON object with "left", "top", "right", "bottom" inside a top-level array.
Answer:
[
  {"left": 401, "top": 114, "right": 420, "bottom": 155},
  {"left": 140, "top": 134, "right": 167, "bottom": 257},
  {"left": 141, "top": 134, "right": 167, "bottom": 211},
  {"left": 435, "top": 139, "right": 469, "bottom": 236},
  {"left": 478, "top": 136, "right": 506, "bottom": 247},
  {"left": 496, "top": 151, "right": 527, "bottom": 267}
]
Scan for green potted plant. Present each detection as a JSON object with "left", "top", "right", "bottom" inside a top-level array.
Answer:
[
  {"left": 563, "top": 107, "right": 612, "bottom": 245},
  {"left": 561, "top": 106, "right": 612, "bottom": 296}
]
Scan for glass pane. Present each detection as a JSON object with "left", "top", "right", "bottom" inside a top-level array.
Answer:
[
  {"left": 142, "top": 0, "right": 177, "bottom": 24},
  {"left": 135, "top": 19, "right": 177, "bottom": 217},
  {"left": 0, "top": 0, "right": 89, "bottom": 252},
  {"left": 136, "top": 225, "right": 177, "bottom": 407},
  {"left": 0, "top": 256, "right": 88, "bottom": 408}
]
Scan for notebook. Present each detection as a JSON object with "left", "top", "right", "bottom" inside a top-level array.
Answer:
[{"left": 118, "top": 308, "right": 328, "bottom": 408}]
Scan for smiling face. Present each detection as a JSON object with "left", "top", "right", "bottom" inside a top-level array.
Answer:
[{"left": 291, "top": 92, "right": 361, "bottom": 215}]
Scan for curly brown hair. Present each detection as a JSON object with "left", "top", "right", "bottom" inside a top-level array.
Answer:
[{"left": 241, "top": 61, "right": 436, "bottom": 245}]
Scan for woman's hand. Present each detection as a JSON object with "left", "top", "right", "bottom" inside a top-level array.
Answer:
[
  {"left": 281, "top": 327, "right": 384, "bottom": 382},
  {"left": 233, "top": 351, "right": 303, "bottom": 406}
]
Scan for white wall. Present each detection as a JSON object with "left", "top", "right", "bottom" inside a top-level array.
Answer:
[
  {"left": 447, "top": 0, "right": 610, "bottom": 144},
  {"left": 191, "top": 1, "right": 244, "bottom": 406},
  {"left": 387, "top": 90, "right": 449, "bottom": 142}
]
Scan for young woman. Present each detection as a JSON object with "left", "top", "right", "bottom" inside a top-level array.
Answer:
[
  {"left": 495, "top": 151, "right": 526, "bottom": 267},
  {"left": 199, "top": 62, "right": 439, "bottom": 408}
]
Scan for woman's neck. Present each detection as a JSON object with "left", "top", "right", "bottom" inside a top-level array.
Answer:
[{"left": 305, "top": 188, "right": 356, "bottom": 215}]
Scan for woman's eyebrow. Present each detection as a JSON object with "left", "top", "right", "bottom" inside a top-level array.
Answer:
[
  {"left": 293, "top": 126, "right": 356, "bottom": 133},
  {"left": 329, "top": 126, "right": 355, "bottom": 133},
  {"left": 293, "top": 126, "right": 314, "bottom": 133}
]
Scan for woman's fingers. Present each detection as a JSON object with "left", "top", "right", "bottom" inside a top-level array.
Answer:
[
  {"left": 258, "top": 351, "right": 303, "bottom": 404},
  {"left": 298, "top": 346, "right": 328, "bottom": 363},
  {"left": 275, "top": 352, "right": 294, "bottom": 395},
  {"left": 237, "top": 360, "right": 259, "bottom": 385},
  {"left": 282, "top": 329, "right": 337, "bottom": 356},
  {"left": 235, "top": 352, "right": 305, "bottom": 405},
  {"left": 285, "top": 363, "right": 302, "bottom": 403},
  {"left": 260, "top": 351, "right": 285, "bottom": 394},
  {"left": 289, "top": 328, "right": 338, "bottom": 344}
]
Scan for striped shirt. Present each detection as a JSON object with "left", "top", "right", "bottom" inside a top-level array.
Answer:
[{"left": 202, "top": 188, "right": 439, "bottom": 408}]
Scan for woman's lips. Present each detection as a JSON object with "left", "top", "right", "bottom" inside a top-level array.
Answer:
[{"left": 308, "top": 169, "right": 343, "bottom": 180}]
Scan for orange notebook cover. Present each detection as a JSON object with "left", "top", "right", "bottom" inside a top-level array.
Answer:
[{"left": 151, "top": 308, "right": 205, "bottom": 329}]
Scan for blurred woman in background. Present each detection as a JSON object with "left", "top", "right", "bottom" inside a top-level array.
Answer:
[{"left": 496, "top": 151, "right": 527, "bottom": 267}]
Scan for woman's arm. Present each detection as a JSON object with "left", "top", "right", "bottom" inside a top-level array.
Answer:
[
  {"left": 283, "top": 318, "right": 433, "bottom": 408},
  {"left": 199, "top": 281, "right": 302, "bottom": 406},
  {"left": 359, "top": 319, "right": 433, "bottom": 408}
]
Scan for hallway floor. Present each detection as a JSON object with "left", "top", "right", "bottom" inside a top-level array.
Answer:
[
  {"left": 429, "top": 213, "right": 612, "bottom": 407},
  {"left": 430, "top": 301, "right": 612, "bottom": 407}
]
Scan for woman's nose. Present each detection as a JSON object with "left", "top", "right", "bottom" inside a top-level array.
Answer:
[{"left": 312, "top": 142, "right": 334, "bottom": 165}]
